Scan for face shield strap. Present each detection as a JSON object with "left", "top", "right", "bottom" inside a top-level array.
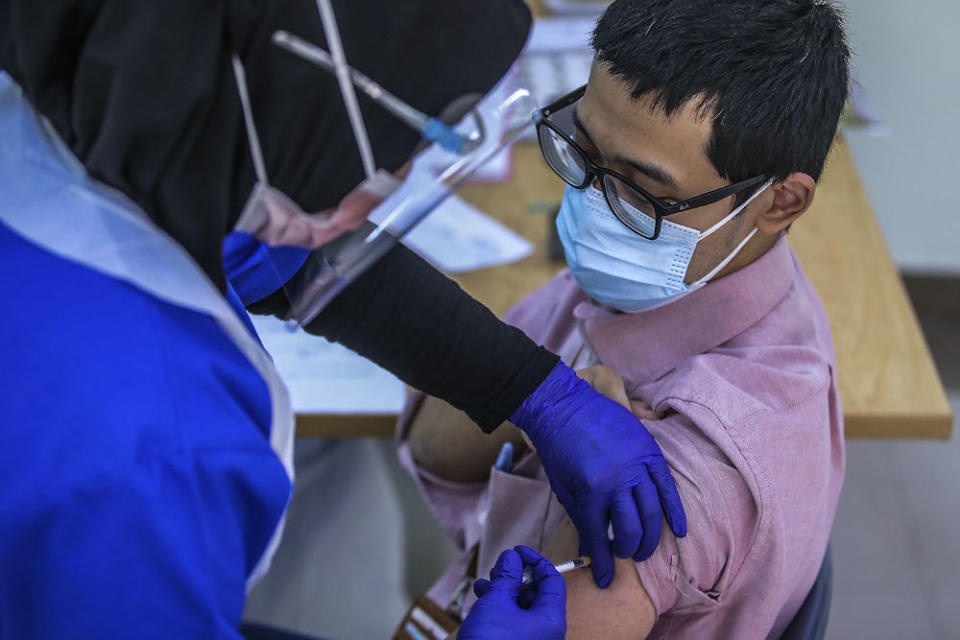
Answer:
[
  {"left": 314, "top": 0, "right": 378, "bottom": 178},
  {"left": 232, "top": 56, "right": 269, "bottom": 189}
]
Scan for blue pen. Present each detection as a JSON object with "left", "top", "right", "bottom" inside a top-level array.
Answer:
[{"left": 495, "top": 441, "right": 514, "bottom": 473}]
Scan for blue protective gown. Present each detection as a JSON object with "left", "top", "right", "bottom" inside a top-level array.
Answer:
[{"left": 0, "top": 74, "right": 299, "bottom": 638}]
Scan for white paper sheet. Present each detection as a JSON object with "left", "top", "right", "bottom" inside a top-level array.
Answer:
[
  {"left": 251, "top": 315, "right": 407, "bottom": 415},
  {"left": 468, "top": 147, "right": 513, "bottom": 183},
  {"left": 401, "top": 194, "right": 535, "bottom": 273}
]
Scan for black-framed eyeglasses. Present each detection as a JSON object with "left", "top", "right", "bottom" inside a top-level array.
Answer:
[{"left": 534, "top": 85, "right": 767, "bottom": 241}]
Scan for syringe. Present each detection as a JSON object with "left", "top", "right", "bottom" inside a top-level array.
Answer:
[
  {"left": 521, "top": 556, "right": 591, "bottom": 587},
  {"left": 272, "top": 30, "right": 481, "bottom": 155}
]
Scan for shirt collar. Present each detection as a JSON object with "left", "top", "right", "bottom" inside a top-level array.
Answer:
[{"left": 573, "top": 236, "right": 796, "bottom": 390}]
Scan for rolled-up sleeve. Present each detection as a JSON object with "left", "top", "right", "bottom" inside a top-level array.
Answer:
[{"left": 632, "top": 409, "right": 754, "bottom": 617}]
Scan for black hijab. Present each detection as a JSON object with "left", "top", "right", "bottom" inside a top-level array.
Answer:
[{"left": 0, "top": 0, "right": 532, "bottom": 290}]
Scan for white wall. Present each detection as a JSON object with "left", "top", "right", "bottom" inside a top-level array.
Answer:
[{"left": 841, "top": 0, "right": 960, "bottom": 274}]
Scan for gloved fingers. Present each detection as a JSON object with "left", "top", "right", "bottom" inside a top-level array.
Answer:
[
  {"left": 514, "top": 546, "right": 566, "bottom": 590},
  {"left": 516, "top": 583, "right": 538, "bottom": 609},
  {"left": 576, "top": 503, "right": 614, "bottom": 589},
  {"left": 633, "top": 478, "right": 664, "bottom": 562},
  {"left": 513, "top": 547, "right": 568, "bottom": 615},
  {"left": 512, "top": 546, "right": 547, "bottom": 608},
  {"left": 473, "top": 578, "right": 491, "bottom": 598},
  {"left": 610, "top": 489, "right": 644, "bottom": 559},
  {"left": 528, "top": 572, "right": 568, "bottom": 616},
  {"left": 648, "top": 459, "right": 688, "bottom": 537},
  {"left": 485, "top": 548, "right": 524, "bottom": 601}
]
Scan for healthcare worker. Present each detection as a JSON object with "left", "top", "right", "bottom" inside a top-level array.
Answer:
[{"left": 0, "top": 0, "right": 685, "bottom": 637}]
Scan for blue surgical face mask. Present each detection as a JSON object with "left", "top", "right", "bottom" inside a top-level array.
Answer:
[{"left": 556, "top": 182, "right": 771, "bottom": 313}]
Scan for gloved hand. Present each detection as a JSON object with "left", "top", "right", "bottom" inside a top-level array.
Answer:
[
  {"left": 510, "top": 361, "right": 687, "bottom": 588},
  {"left": 459, "top": 546, "right": 566, "bottom": 640}
]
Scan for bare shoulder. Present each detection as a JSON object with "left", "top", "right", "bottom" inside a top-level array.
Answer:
[
  {"left": 542, "top": 518, "right": 657, "bottom": 640},
  {"left": 406, "top": 395, "right": 527, "bottom": 483}
]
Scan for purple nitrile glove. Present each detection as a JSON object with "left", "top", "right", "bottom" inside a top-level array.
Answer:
[
  {"left": 460, "top": 546, "right": 566, "bottom": 640},
  {"left": 510, "top": 361, "right": 687, "bottom": 588}
]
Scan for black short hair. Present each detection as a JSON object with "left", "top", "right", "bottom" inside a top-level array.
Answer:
[{"left": 592, "top": 0, "right": 850, "bottom": 194}]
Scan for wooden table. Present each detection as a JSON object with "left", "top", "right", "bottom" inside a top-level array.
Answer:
[{"left": 296, "top": 138, "right": 953, "bottom": 440}]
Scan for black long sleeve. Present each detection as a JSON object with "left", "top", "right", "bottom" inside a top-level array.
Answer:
[{"left": 252, "top": 243, "right": 560, "bottom": 431}]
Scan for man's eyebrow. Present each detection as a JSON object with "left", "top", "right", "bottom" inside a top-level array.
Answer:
[
  {"left": 571, "top": 107, "right": 601, "bottom": 151},
  {"left": 572, "top": 107, "right": 678, "bottom": 190}
]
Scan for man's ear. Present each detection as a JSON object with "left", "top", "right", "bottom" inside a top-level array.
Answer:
[{"left": 756, "top": 173, "right": 816, "bottom": 234}]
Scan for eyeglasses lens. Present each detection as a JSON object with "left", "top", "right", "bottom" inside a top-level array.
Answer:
[
  {"left": 538, "top": 125, "right": 587, "bottom": 187},
  {"left": 602, "top": 173, "right": 659, "bottom": 239}
]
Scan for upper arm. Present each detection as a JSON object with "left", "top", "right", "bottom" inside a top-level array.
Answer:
[
  {"left": 407, "top": 394, "right": 527, "bottom": 483},
  {"left": 542, "top": 518, "right": 657, "bottom": 640}
]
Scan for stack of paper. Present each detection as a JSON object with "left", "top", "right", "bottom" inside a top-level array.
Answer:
[{"left": 251, "top": 315, "right": 407, "bottom": 415}]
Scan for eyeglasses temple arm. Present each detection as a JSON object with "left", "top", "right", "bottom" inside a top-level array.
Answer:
[
  {"left": 661, "top": 175, "right": 768, "bottom": 215},
  {"left": 541, "top": 85, "right": 588, "bottom": 117}
]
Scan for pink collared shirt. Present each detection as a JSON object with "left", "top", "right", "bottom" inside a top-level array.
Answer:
[{"left": 397, "top": 237, "right": 844, "bottom": 639}]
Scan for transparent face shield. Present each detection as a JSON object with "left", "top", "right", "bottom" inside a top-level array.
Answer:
[{"left": 230, "top": 47, "right": 537, "bottom": 329}]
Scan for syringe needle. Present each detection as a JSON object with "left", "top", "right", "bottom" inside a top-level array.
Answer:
[{"left": 521, "top": 556, "right": 591, "bottom": 587}]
